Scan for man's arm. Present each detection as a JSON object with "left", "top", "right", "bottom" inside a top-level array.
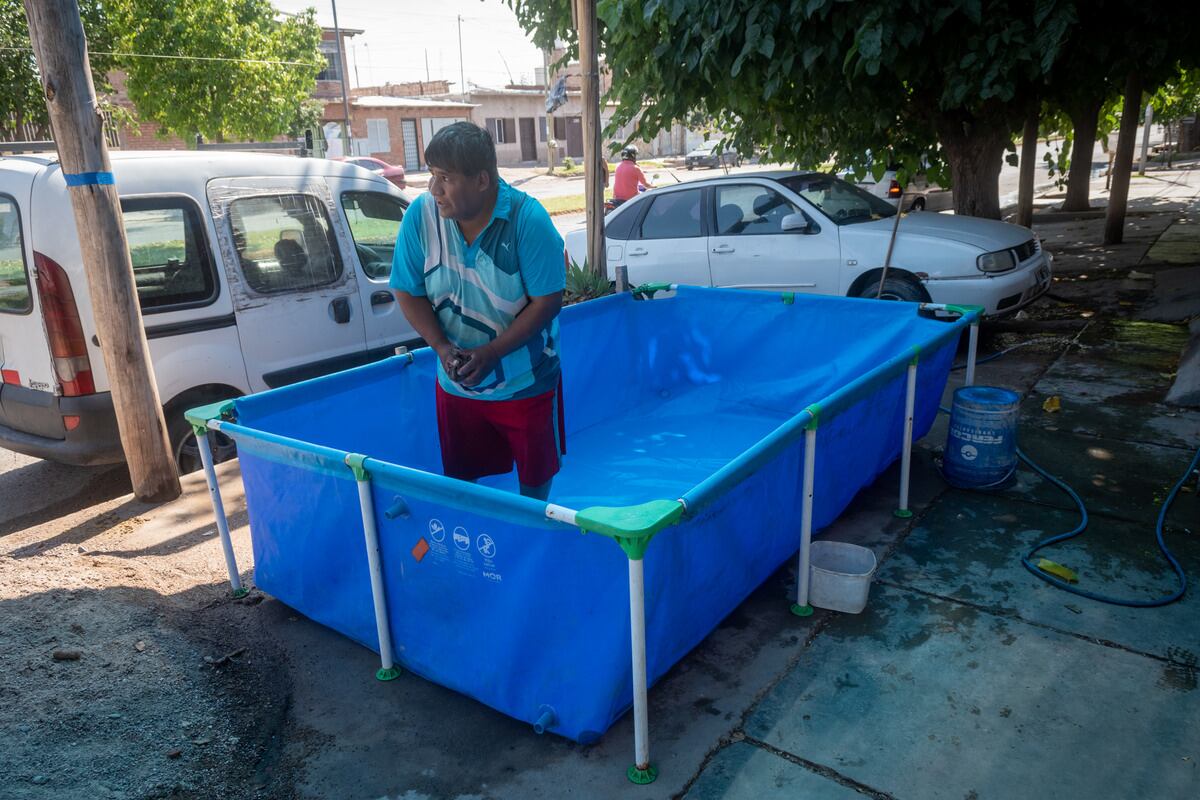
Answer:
[
  {"left": 394, "top": 291, "right": 458, "bottom": 373},
  {"left": 456, "top": 292, "right": 562, "bottom": 387}
]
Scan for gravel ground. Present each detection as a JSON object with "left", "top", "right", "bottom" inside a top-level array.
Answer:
[{"left": 0, "top": 450, "right": 294, "bottom": 800}]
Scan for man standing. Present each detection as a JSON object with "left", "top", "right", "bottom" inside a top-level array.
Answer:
[
  {"left": 612, "top": 145, "right": 652, "bottom": 206},
  {"left": 391, "top": 122, "right": 566, "bottom": 500}
]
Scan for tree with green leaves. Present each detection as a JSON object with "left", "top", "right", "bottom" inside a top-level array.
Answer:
[
  {"left": 513, "top": 0, "right": 1078, "bottom": 218},
  {"left": 4, "top": 0, "right": 323, "bottom": 145},
  {"left": 111, "top": 0, "right": 323, "bottom": 143},
  {"left": 1, "top": 0, "right": 122, "bottom": 134},
  {"left": 1152, "top": 67, "right": 1200, "bottom": 166}
]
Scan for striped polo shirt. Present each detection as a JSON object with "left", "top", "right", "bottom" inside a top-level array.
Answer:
[{"left": 390, "top": 180, "right": 566, "bottom": 400}]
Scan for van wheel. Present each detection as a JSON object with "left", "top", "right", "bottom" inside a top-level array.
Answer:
[
  {"left": 909, "top": 196, "right": 926, "bottom": 211},
  {"left": 167, "top": 409, "right": 237, "bottom": 475},
  {"left": 854, "top": 275, "right": 928, "bottom": 303}
]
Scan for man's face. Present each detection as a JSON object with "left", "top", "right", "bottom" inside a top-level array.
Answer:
[{"left": 428, "top": 166, "right": 490, "bottom": 221}]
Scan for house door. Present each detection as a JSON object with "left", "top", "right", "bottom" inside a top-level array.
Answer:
[
  {"left": 401, "top": 119, "right": 419, "bottom": 170},
  {"left": 566, "top": 116, "right": 583, "bottom": 158},
  {"left": 519, "top": 117, "right": 537, "bottom": 161}
]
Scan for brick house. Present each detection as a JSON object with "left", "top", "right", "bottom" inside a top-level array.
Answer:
[{"left": 334, "top": 96, "right": 477, "bottom": 170}]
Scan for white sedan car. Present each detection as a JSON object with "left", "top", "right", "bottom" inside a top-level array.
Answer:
[{"left": 565, "top": 171, "right": 1050, "bottom": 316}]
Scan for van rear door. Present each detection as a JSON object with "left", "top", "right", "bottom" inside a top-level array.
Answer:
[
  {"left": 207, "top": 177, "right": 368, "bottom": 391},
  {"left": 0, "top": 166, "right": 57, "bottom": 399}
]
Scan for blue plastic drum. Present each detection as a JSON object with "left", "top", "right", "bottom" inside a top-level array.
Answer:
[{"left": 943, "top": 386, "right": 1020, "bottom": 488}]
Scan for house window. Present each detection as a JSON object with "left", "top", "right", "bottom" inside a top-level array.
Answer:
[
  {"left": 317, "top": 41, "right": 341, "bottom": 82},
  {"left": 485, "top": 117, "right": 516, "bottom": 144},
  {"left": 538, "top": 116, "right": 547, "bottom": 142},
  {"left": 366, "top": 118, "right": 390, "bottom": 154}
]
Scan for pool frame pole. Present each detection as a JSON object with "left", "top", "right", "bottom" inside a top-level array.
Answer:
[
  {"left": 895, "top": 361, "right": 918, "bottom": 519},
  {"left": 196, "top": 425, "right": 246, "bottom": 597},
  {"left": 626, "top": 557, "right": 657, "bottom": 784},
  {"left": 791, "top": 426, "right": 818, "bottom": 616},
  {"left": 965, "top": 321, "right": 979, "bottom": 387},
  {"left": 352, "top": 468, "right": 402, "bottom": 682}
]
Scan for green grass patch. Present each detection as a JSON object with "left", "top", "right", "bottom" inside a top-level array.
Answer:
[{"left": 540, "top": 190, "right": 615, "bottom": 216}]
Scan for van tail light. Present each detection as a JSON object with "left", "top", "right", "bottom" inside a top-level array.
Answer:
[
  {"left": 33, "top": 252, "right": 95, "bottom": 397},
  {"left": 887, "top": 180, "right": 903, "bottom": 199}
]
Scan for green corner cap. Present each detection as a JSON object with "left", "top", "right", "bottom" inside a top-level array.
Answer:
[
  {"left": 632, "top": 282, "right": 673, "bottom": 299},
  {"left": 781, "top": 292, "right": 795, "bottom": 305},
  {"left": 627, "top": 764, "right": 658, "bottom": 785},
  {"left": 944, "top": 303, "right": 985, "bottom": 319},
  {"left": 893, "top": 508, "right": 914, "bottom": 519},
  {"left": 575, "top": 499, "right": 684, "bottom": 560},
  {"left": 345, "top": 453, "right": 369, "bottom": 481},
  {"left": 184, "top": 399, "right": 236, "bottom": 436},
  {"left": 803, "top": 403, "right": 820, "bottom": 430}
]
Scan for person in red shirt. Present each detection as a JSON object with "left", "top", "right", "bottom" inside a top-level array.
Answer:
[{"left": 612, "top": 146, "right": 652, "bottom": 206}]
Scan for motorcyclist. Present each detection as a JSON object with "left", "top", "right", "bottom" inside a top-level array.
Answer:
[{"left": 611, "top": 146, "right": 652, "bottom": 207}]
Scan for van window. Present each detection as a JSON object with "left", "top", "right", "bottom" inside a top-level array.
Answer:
[
  {"left": 229, "top": 194, "right": 343, "bottom": 294},
  {"left": 0, "top": 194, "right": 30, "bottom": 314},
  {"left": 341, "top": 192, "right": 405, "bottom": 280},
  {"left": 121, "top": 197, "right": 218, "bottom": 312}
]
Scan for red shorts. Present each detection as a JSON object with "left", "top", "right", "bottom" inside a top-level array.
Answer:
[{"left": 435, "top": 379, "right": 566, "bottom": 487}]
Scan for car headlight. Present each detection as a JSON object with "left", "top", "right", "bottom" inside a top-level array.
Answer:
[{"left": 977, "top": 249, "right": 1017, "bottom": 273}]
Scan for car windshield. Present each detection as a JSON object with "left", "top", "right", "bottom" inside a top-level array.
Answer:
[{"left": 777, "top": 174, "right": 897, "bottom": 225}]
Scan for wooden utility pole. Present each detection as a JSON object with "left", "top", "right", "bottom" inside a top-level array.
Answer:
[
  {"left": 1016, "top": 107, "right": 1039, "bottom": 229},
  {"left": 24, "top": 0, "right": 180, "bottom": 502},
  {"left": 1104, "top": 72, "right": 1143, "bottom": 246},
  {"left": 574, "top": 0, "right": 606, "bottom": 278}
]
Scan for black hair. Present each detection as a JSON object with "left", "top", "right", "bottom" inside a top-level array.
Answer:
[{"left": 424, "top": 121, "right": 500, "bottom": 186}]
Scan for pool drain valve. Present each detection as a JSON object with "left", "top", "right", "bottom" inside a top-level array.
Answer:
[{"left": 533, "top": 705, "right": 556, "bottom": 735}]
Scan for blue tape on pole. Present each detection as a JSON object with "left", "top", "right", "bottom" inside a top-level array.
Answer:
[{"left": 63, "top": 171, "right": 115, "bottom": 187}]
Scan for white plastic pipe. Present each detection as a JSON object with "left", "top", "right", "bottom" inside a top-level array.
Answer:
[
  {"left": 965, "top": 322, "right": 979, "bottom": 387},
  {"left": 196, "top": 427, "right": 243, "bottom": 594},
  {"left": 628, "top": 557, "right": 651, "bottom": 771},
  {"left": 355, "top": 476, "right": 397, "bottom": 675},
  {"left": 898, "top": 362, "right": 917, "bottom": 515},
  {"left": 795, "top": 427, "right": 817, "bottom": 609}
]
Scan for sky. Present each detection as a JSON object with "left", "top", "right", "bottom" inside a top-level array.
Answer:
[{"left": 271, "top": 0, "right": 549, "bottom": 90}]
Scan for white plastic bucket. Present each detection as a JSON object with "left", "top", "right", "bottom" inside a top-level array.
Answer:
[{"left": 808, "top": 540, "right": 878, "bottom": 614}]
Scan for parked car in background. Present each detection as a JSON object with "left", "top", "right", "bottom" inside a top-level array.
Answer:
[
  {"left": 846, "top": 163, "right": 954, "bottom": 212},
  {"left": 566, "top": 171, "right": 1050, "bottom": 316},
  {"left": 685, "top": 140, "right": 741, "bottom": 170},
  {"left": 337, "top": 155, "right": 407, "bottom": 190},
  {"left": 0, "top": 151, "right": 415, "bottom": 473}
]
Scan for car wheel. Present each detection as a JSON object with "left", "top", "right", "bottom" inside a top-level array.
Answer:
[
  {"left": 909, "top": 196, "right": 926, "bottom": 212},
  {"left": 167, "top": 407, "right": 238, "bottom": 475},
  {"left": 687, "top": 164, "right": 694, "bottom": 170},
  {"left": 855, "top": 275, "right": 927, "bottom": 303}
]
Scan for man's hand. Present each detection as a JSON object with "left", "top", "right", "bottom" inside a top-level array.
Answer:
[
  {"left": 433, "top": 342, "right": 461, "bottom": 377},
  {"left": 456, "top": 343, "right": 500, "bottom": 387}
]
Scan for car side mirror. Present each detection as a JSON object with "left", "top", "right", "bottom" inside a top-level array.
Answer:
[{"left": 782, "top": 213, "right": 817, "bottom": 234}]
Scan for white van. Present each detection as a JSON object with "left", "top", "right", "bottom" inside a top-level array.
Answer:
[{"left": 0, "top": 151, "right": 416, "bottom": 472}]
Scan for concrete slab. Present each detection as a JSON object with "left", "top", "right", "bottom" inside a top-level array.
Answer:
[
  {"left": 682, "top": 742, "right": 865, "bottom": 800},
  {"left": 274, "top": 561, "right": 826, "bottom": 800},
  {"left": 994, "top": 426, "right": 1191, "bottom": 523},
  {"left": 1143, "top": 266, "right": 1200, "bottom": 323},
  {"left": 879, "top": 488, "right": 1200, "bottom": 660},
  {"left": 744, "top": 584, "right": 1200, "bottom": 800},
  {"left": 1147, "top": 216, "right": 1200, "bottom": 266}
]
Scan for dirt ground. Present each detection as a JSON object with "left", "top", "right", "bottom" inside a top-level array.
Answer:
[{"left": 0, "top": 453, "right": 294, "bottom": 800}]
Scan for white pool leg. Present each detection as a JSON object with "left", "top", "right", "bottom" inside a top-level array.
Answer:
[
  {"left": 626, "top": 557, "right": 657, "bottom": 784},
  {"left": 896, "top": 361, "right": 918, "bottom": 519},
  {"left": 965, "top": 321, "right": 980, "bottom": 387},
  {"left": 196, "top": 426, "right": 246, "bottom": 597},
  {"left": 791, "top": 427, "right": 818, "bottom": 617},
  {"left": 354, "top": 474, "right": 401, "bottom": 682}
]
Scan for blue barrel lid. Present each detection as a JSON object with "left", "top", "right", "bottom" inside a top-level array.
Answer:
[{"left": 953, "top": 385, "right": 1020, "bottom": 408}]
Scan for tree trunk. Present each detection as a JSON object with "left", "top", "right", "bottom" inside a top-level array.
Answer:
[
  {"left": 938, "top": 119, "right": 1009, "bottom": 219},
  {"left": 1063, "top": 96, "right": 1102, "bottom": 212},
  {"left": 1016, "top": 107, "right": 1039, "bottom": 228},
  {"left": 1104, "top": 72, "right": 1143, "bottom": 245}
]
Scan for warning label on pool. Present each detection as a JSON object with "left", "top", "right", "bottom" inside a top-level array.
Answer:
[{"left": 422, "top": 522, "right": 501, "bottom": 581}]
